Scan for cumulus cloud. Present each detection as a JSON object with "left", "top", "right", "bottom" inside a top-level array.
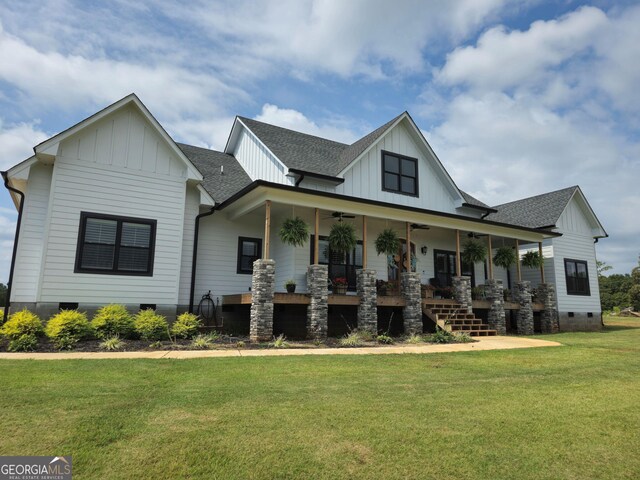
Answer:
[
  {"left": 255, "top": 104, "right": 360, "bottom": 144},
  {"left": 425, "top": 4, "right": 640, "bottom": 274},
  {"left": 0, "top": 119, "right": 48, "bottom": 170}
]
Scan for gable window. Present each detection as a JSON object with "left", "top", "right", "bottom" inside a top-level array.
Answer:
[
  {"left": 382, "top": 151, "right": 418, "bottom": 196},
  {"left": 564, "top": 259, "right": 590, "bottom": 296},
  {"left": 75, "top": 212, "right": 156, "bottom": 275},
  {"left": 237, "top": 237, "right": 262, "bottom": 274}
]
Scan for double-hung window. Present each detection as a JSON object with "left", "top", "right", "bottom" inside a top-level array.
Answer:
[
  {"left": 382, "top": 151, "right": 418, "bottom": 196},
  {"left": 564, "top": 259, "right": 590, "bottom": 295},
  {"left": 75, "top": 212, "right": 156, "bottom": 275},
  {"left": 237, "top": 237, "right": 262, "bottom": 274}
]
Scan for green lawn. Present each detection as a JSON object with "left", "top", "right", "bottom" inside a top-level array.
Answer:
[{"left": 1, "top": 317, "right": 639, "bottom": 479}]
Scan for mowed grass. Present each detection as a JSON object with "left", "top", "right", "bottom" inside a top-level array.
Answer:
[{"left": 1, "top": 318, "right": 639, "bottom": 479}]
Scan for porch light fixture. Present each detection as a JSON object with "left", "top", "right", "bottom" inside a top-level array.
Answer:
[{"left": 421, "top": 246, "right": 428, "bottom": 255}]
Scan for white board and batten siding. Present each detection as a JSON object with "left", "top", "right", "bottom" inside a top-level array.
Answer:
[
  {"left": 334, "top": 122, "right": 460, "bottom": 213},
  {"left": 551, "top": 197, "right": 601, "bottom": 313},
  {"left": 232, "top": 127, "right": 292, "bottom": 184},
  {"left": 38, "top": 105, "right": 189, "bottom": 305},
  {"left": 11, "top": 163, "right": 53, "bottom": 302}
]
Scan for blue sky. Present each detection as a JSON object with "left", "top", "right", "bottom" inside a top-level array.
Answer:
[{"left": 1, "top": 0, "right": 639, "bottom": 282}]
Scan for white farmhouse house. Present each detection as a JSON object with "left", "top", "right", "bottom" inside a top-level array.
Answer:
[{"left": 2, "top": 94, "right": 607, "bottom": 339}]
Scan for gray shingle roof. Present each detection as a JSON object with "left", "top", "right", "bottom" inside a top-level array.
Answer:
[
  {"left": 460, "top": 191, "right": 492, "bottom": 209},
  {"left": 237, "top": 117, "right": 348, "bottom": 176},
  {"left": 485, "top": 186, "right": 578, "bottom": 229},
  {"left": 177, "top": 143, "right": 252, "bottom": 204}
]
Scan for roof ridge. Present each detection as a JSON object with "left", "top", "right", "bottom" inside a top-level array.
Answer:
[
  {"left": 238, "top": 116, "right": 349, "bottom": 147},
  {"left": 177, "top": 142, "right": 228, "bottom": 155},
  {"left": 492, "top": 185, "right": 578, "bottom": 209}
]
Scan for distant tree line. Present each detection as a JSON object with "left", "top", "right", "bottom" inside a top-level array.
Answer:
[
  {"left": 0, "top": 283, "right": 6, "bottom": 306},
  {"left": 599, "top": 257, "right": 640, "bottom": 312}
]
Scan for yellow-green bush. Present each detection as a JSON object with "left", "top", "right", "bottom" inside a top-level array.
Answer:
[
  {"left": 170, "top": 313, "right": 201, "bottom": 339},
  {"left": 134, "top": 309, "right": 168, "bottom": 341},
  {"left": 45, "top": 310, "right": 93, "bottom": 350},
  {"left": 0, "top": 309, "right": 44, "bottom": 340},
  {"left": 91, "top": 304, "right": 135, "bottom": 339}
]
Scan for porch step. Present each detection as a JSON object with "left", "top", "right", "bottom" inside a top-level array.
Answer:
[{"left": 422, "top": 300, "right": 497, "bottom": 337}]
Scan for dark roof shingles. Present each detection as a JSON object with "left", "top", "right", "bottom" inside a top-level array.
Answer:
[
  {"left": 177, "top": 143, "right": 252, "bottom": 204},
  {"left": 485, "top": 186, "right": 578, "bottom": 229}
]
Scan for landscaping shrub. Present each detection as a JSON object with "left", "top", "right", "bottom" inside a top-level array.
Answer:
[
  {"left": 191, "top": 334, "right": 215, "bottom": 350},
  {"left": 270, "top": 334, "right": 289, "bottom": 349},
  {"left": 100, "top": 336, "right": 124, "bottom": 351},
  {"left": 9, "top": 334, "right": 39, "bottom": 352},
  {"left": 338, "top": 331, "right": 364, "bottom": 347},
  {"left": 427, "top": 329, "right": 456, "bottom": 344},
  {"left": 91, "top": 304, "right": 135, "bottom": 339},
  {"left": 453, "top": 332, "right": 474, "bottom": 343},
  {"left": 134, "top": 309, "right": 168, "bottom": 341},
  {"left": 404, "top": 333, "right": 425, "bottom": 344},
  {"left": 0, "top": 309, "right": 44, "bottom": 340},
  {"left": 45, "top": 310, "right": 92, "bottom": 350},
  {"left": 376, "top": 334, "right": 394, "bottom": 344},
  {"left": 170, "top": 312, "right": 202, "bottom": 339}
]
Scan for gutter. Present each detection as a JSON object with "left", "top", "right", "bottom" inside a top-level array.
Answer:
[
  {"left": 188, "top": 206, "right": 215, "bottom": 314},
  {"left": 1, "top": 171, "right": 24, "bottom": 324},
  {"left": 288, "top": 168, "right": 345, "bottom": 186}
]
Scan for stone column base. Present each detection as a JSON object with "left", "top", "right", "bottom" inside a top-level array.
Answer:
[
  {"left": 357, "top": 269, "right": 378, "bottom": 334},
  {"left": 250, "top": 259, "right": 275, "bottom": 342},
  {"left": 485, "top": 279, "right": 506, "bottom": 335},
  {"left": 537, "top": 283, "right": 559, "bottom": 333},
  {"left": 307, "top": 264, "right": 329, "bottom": 340},
  {"left": 452, "top": 276, "right": 473, "bottom": 313},
  {"left": 514, "top": 281, "right": 534, "bottom": 335},
  {"left": 402, "top": 272, "right": 422, "bottom": 335}
]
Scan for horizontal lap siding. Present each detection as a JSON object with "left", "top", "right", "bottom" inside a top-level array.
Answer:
[
  {"left": 194, "top": 213, "right": 264, "bottom": 298},
  {"left": 38, "top": 106, "right": 189, "bottom": 305},
  {"left": 178, "top": 187, "right": 200, "bottom": 305},
  {"left": 11, "top": 163, "right": 53, "bottom": 302}
]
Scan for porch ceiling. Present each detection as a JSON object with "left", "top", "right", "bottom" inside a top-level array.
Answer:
[{"left": 219, "top": 182, "right": 559, "bottom": 243}]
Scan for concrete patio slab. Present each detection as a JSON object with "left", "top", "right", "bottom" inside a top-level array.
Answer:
[{"left": 0, "top": 336, "right": 561, "bottom": 360}]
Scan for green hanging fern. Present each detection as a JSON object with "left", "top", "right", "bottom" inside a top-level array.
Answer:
[
  {"left": 461, "top": 240, "right": 487, "bottom": 265},
  {"left": 278, "top": 217, "right": 309, "bottom": 247},
  {"left": 375, "top": 228, "right": 400, "bottom": 256},
  {"left": 328, "top": 222, "right": 357, "bottom": 254},
  {"left": 493, "top": 246, "right": 517, "bottom": 270},
  {"left": 521, "top": 250, "right": 545, "bottom": 269}
]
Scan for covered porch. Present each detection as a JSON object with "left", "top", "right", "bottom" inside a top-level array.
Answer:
[{"left": 213, "top": 183, "right": 560, "bottom": 341}]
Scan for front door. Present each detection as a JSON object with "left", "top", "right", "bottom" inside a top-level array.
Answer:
[{"left": 433, "top": 250, "right": 475, "bottom": 287}]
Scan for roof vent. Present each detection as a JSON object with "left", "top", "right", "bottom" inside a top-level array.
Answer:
[{"left": 220, "top": 165, "right": 224, "bottom": 175}]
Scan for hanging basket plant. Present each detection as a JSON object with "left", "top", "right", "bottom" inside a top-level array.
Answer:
[
  {"left": 328, "top": 222, "right": 357, "bottom": 254},
  {"left": 461, "top": 239, "right": 487, "bottom": 265},
  {"left": 278, "top": 217, "right": 309, "bottom": 247},
  {"left": 375, "top": 228, "right": 400, "bottom": 256},
  {"left": 493, "top": 246, "right": 517, "bottom": 270},
  {"left": 521, "top": 250, "right": 545, "bottom": 269}
]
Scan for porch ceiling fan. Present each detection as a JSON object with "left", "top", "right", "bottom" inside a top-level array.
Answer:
[
  {"left": 324, "top": 211, "right": 356, "bottom": 221},
  {"left": 410, "top": 223, "right": 430, "bottom": 230}
]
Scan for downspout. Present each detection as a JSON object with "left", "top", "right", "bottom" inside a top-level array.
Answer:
[
  {"left": 294, "top": 173, "right": 305, "bottom": 187},
  {"left": 188, "top": 206, "right": 215, "bottom": 313},
  {"left": 1, "top": 171, "right": 25, "bottom": 324}
]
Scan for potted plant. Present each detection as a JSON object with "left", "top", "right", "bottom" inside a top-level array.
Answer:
[
  {"left": 375, "top": 228, "right": 400, "bottom": 256},
  {"left": 279, "top": 217, "right": 309, "bottom": 247},
  {"left": 333, "top": 277, "right": 348, "bottom": 295},
  {"left": 462, "top": 239, "right": 487, "bottom": 265},
  {"left": 285, "top": 279, "right": 296, "bottom": 293},
  {"left": 493, "top": 246, "right": 517, "bottom": 270},
  {"left": 328, "top": 222, "right": 357, "bottom": 255}
]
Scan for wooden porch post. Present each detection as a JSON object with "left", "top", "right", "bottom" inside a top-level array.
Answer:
[
  {"left": 487, "top": 235, "right": 493, "bottom": 280},
  {"left": 515, "top": 239, "right": 521, "bottom": 282},
  {"left": 406, "top": 222, "right": 411, "bottom": 272},
  {"left": 313, "top": 208, "right": 319, "bottom": 265},
  {"left": 362, "top": 215, "right": 367, "bottom": 269},
  {"left": 538, "top": 242, "right": 545, "bottom": 283},
  {"left": 455, "top": 229, "right": 461, "bottom": 276},
  {"left": 264, "top": 200, "right": 271, "bottom": 259}
]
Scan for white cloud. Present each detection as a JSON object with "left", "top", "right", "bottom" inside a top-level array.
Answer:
[
  {"left": 424, "top": 4, "right": 640, "bottom": 274},
  {"left": 437, "top": 6, "right": 608, "bottom": 92},
  {"left": 0, "top": 119, "right": 48, "bottom": 170},
  {"left": 255, "top": 104, "right": 360, "bottom": 144}
]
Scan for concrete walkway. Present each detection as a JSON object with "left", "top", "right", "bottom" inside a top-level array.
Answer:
[{"left": 0, "top": 336, "right": 561, "bottom": 360}]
